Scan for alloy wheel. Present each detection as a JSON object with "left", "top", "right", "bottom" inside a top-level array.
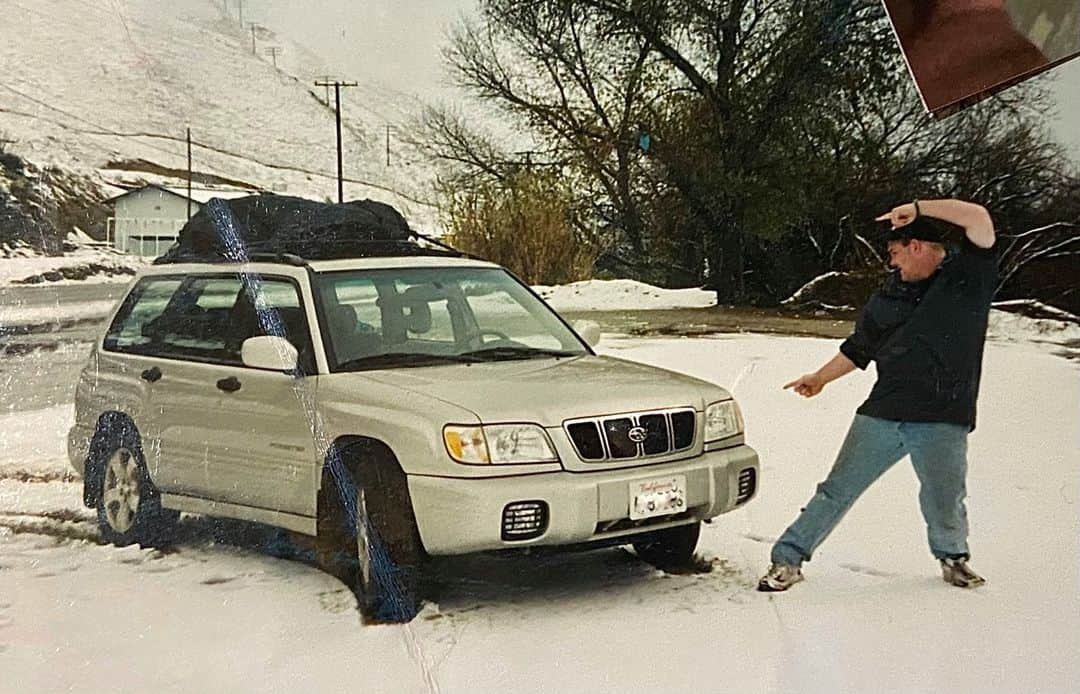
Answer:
[
  {"left": 355, "top": 486, "right": 371, "bottom": 589},
  {"left": 102, "top": 447, "right": 141, "bottom": 533}
]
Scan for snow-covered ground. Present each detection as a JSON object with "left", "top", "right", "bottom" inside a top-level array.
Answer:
[{"left": 1, "top": 326, "right": 1077, "bottom": 692}]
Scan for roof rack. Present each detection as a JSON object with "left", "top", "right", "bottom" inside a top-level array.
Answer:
[
  {"left": 154, "top": 239, "right": 471, "bottom": 266},
  {"left": 247, "top": 253, "right": 308, "bottom": 266}
]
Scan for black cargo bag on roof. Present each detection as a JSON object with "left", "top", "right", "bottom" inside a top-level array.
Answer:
[{"left": 155, "top": 194, "right": 415, "bottom": 264}]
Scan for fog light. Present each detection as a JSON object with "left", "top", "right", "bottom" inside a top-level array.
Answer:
[
  {"left": 501, "top": 501, "right": 549, "bottom": 541},
  {"left": 736, "top": 468, "right": 757, "bottom": 505}
]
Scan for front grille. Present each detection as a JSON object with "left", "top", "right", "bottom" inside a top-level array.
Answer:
[
  {"left": 736, "top": 468, "right": 757, "bottom": 505},
  {"left": 501, "top": 501, "right": 549, "bottom": 541},
  {"left": 564, "top": 408, "right": 696, "bottom": 462}
]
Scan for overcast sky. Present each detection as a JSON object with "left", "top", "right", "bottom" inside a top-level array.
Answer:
[{"left": 249, "top": 0, "right": 1079, "bottom": 160}]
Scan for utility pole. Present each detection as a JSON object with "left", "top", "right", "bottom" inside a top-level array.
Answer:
[
  {"left": 314, "top": 79, "right": 357, "bottom": 203},
  {"left": 237, "top": 0, "right": 243, "bottom": 26},
  {"left": 247, "top": 22, "right": 263, "bottom": 54},
  {"left": 264, "top": 46, "right": 282, "bottom": 69},
  {"left": 186, "top": 127, "right": 193, "bottom": 220}
]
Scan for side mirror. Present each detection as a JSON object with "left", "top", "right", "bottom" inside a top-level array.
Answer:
[
  {"left": 572, "top": 319, "right": 601, "bottom": 348},
  {"left": 241, "top": 336, "right": 299, "bottom": 372}
]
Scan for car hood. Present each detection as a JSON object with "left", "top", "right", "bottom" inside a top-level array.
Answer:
[{"left": 349, "top": 355, "right": 730, "bottom": 426}]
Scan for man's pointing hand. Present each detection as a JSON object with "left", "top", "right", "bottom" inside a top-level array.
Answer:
[
  {"left": 784, "top": 373, "right": 825, "bottom": 398},
  {"left": 875, "top": 202, "right": 918, "bottom": 230}
]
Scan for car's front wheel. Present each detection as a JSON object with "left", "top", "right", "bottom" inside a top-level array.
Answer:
[
  {"left": 631, "top": 521, "right": 701, "bottom": 570},
  {"left": 94, "top": 426, "right": 178, "bottom": 547},
  {"left": 317, "top": 451, "right": 425, "bottom": 623}
]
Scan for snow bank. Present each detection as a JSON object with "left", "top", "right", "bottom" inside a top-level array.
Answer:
[
  {"left": 781, "top": 270, "right": 846, "bottom": 305},
  {"left": 0, "top": 404, "right": 74, "bottom": 482},
  {"left": 0, "top": 243, "right": 144, "bottom": 287},
  {"left": 534, "top": 278, "right": 716, "bottom": 311},
  {"left": 0, "top": 300, "right": 118, "bottom": 327},
  {"left": 988, "top": 308, "right": 1080, "bottom": 346}
]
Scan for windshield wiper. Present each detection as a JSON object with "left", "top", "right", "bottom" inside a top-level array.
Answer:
[
  {"left": 336, "top": 352, "right": 480, "bottom": 372},
  {"left": 458, "top": 346, "right": 580, "bottom": 362}
]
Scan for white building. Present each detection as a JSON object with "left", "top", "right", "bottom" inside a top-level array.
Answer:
[{"left": 106, "top": 185, "right": 256, "bottom": 256}]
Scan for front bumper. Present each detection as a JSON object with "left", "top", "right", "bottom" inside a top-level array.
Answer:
[{"left": 408, "top": 444, "right": 759, "bottom": 555}]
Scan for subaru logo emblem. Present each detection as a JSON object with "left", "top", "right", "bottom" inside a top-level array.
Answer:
[{"left": 628, "top": 426, "right": 648, "bottom": 443}]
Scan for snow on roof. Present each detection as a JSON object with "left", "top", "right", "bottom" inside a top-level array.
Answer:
[
  {"left": 104, "top": 183, "right": 261, "bottom": 205},
  {"left": 66, "top": 227, "right": 99, "bottom": 245},
  {"left": 163, "top": 187, "right": 261, "bottom": 204}
]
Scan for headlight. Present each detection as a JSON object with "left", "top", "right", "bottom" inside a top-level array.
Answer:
[
  {"left": 704, "top": 400, "right": 743, "bottom": 442},
  {"left": 443, "top": 424, "right": 559, "bottom": 464}
]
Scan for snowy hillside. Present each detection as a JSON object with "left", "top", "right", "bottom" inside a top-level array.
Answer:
[{"left": 0, "top": 0, "right": 436, "bottom": 227}]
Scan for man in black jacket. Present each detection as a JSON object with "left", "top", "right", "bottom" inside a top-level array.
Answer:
[{"left": 759, "top": 199, "right": 997, "bottom": 592}]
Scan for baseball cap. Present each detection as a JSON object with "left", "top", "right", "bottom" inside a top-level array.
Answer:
[{"left": 880, "top": 216, "right": 951, "bottom": 243}]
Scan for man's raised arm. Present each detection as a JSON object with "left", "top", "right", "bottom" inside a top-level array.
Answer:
[{"left": 877, "top": 199, "right": 995, "bottom": 249}]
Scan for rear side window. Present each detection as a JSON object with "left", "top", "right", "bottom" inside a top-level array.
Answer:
[
  {"left": 129, "top": 276, "right": 243, "bottom": 363},
  {"left": 103, "top": 278, "right": 183, "bottom": 352},
  {"left": 104, "top": 274, "right": 313, "bottom": 371}
]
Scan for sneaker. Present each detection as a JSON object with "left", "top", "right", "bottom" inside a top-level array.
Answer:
[
  {"left": 941, "top": 557, "right": 986, "bottom": 588},
  {"left": 757, "top": 563, "right": 804, "bottom": 592}
]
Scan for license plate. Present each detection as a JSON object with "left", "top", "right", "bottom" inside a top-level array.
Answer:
[{"left": 630, "top": 475, "right": 687, "bottom": 520}]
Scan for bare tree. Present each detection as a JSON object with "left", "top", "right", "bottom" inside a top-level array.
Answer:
[
  {"left": 442, "top": 1, "right": 659, "bottom": 259},
  {"left": 420, "top": 0, "right": 1076, "bottom": 306},
  {"left": 997, "top": 221, "right": 1075, "bottom": 297},
  {"left": 406, "top": 106, "right": 518, "bottom": 185}
]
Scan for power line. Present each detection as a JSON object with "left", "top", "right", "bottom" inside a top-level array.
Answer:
[
  {"left": 315, "top": 76, "right": 332, "bottom": 106},
  {"left": 0, "top": 81, "right": 187, "bottom": 162},
  {"left": 186, "top": 126, "right": 193, "bottom": 220},
  {"left": 314, "top": 80, "right": 358, "bottom": 203},
  {"left": 246, "top": 22, "right": 264, "bottom": 54},
  {"left": 264, "top": 46, "right": 282, "bottom": 69},
  {"left": 0, "top": 81, "right": 428, "bottom": 205}
]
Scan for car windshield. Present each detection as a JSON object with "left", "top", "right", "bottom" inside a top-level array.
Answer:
[{"left": 314, "top": 266, "right": 589, "bottom": 372}]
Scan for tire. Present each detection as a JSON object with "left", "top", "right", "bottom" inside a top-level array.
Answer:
[
  {"left": 317, "top": 451, "right": 425, "bottom": 623},
  {"left": 631, "top": 521, "right": 701, "bottom": 569},
  {"left": 94, "top": 423, "right": 178, "bottom": 547}
]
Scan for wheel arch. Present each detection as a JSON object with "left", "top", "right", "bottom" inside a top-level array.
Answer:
[
  {"left": 83, "top": 410, "right": 140, "bottom": 508},
  {"left": 320, "top": 435, "right": 403, "bottom": 487},
  {"left": 317, "top": 434, "right": 425, "bottom": 553}
]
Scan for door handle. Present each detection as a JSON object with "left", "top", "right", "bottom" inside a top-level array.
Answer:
[
  {"left": 140, "top": 367, "right": 162, "bottom": 383},
  {"left": 216, "top": 376, "right": 242, "bottom": 393}
]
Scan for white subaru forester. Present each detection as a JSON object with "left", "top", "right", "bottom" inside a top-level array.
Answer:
[{"left": 68, "top": 250, "right": 759, "bottom": 622}]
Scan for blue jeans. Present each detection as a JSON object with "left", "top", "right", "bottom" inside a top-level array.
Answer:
[{"left": 772, "top": 414, "right": 970, "bottom": 566}]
